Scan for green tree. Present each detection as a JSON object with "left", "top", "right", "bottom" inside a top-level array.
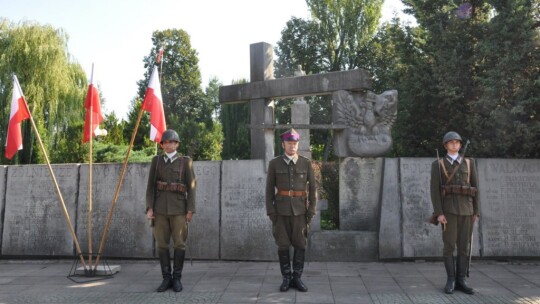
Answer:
[
  {"left": 274, "top": 0, "right": 384, "bottom": 160},
  {"left": 394, "top": 0, "right": 540, "bottom": 157},
  {"left": 473, "top": 0, "right": 540, "bottom": 157},
  {"left": 219, "top": 79, "right": 251, "bottom": 160},
  {"left": 101, "top": 112, "right": 126, "bottom": 146},
  {"left": 131, "top": 29, "right": 223, "bottom": 160},
  {"left": 0, "top": 19, "right": 87, "bottom": 164}
]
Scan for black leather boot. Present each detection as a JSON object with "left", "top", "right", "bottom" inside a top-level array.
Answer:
[
  {"left": 157, "top": 248, "right": 172, "bottom": 292},
  {"left": 292, "top": 248, "right": 308, "bottom": 292},
  {"left": 443, "top": 256, "right": 455, "bottom": 294},
  {"left": 278, "top": 250, "right": 292, "bottom": 292},
  {"left": 456, "top": 255, "right": 474, "bottom": 294},
  {"left": 172, "top": 249, "right": 185, "bottom": 292}
]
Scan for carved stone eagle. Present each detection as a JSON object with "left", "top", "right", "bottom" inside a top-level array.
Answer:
[{"left": 332, "top": 90, "right": 398, "bottom": 157}]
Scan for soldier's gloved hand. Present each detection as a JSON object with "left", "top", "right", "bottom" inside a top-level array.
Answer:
[
  {"left": 305, "top": 211, "right": 315, "bottom": 224},
  {"left": 268, "top": 214, "right": 277, "bottom": 224}
]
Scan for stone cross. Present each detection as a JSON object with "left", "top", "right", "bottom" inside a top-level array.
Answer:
[{"left": 219, "top": 42, "right": 372, "bottom": 162}]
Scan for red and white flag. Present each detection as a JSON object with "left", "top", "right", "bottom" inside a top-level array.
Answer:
[
  {"left": 157, "top": 47, "right": 164, "bottom": 64},
  {"left": 142, "top": 65, "right": 166, "bottom": 142},
  {"left": 83, "top": 75, "right": 103, "bottom": 143},
  {"left": 5, "top": 75, "right": 31, "bottom": 160}
]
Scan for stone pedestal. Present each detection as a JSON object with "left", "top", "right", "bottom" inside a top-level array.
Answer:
[
  {"left": 339, "top": 158, "right": 383, "bottom": 231},
  {"left": 291, "top": 100, "right": 311, "bottom": 159}
]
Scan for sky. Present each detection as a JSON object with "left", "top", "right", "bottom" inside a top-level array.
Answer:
[{"left": 2, "top": 0, "right": 413, "bottom": 119}]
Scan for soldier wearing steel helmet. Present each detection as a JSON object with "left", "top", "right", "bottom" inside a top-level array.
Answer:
[
  {"left": 430, "top": 131, "right": 480, "bottom": 295},
  {"left": 266, "top": 128, "right": 318, "bottom": 292},
  {"left": 146, "top": 129, "right": 196, "bottom": 292}
]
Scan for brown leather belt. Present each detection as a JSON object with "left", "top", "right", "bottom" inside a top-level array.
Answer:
[
  {"left": 277, "top": 190, "right": 307, "bottom": 197},
  {"left": 156, "top": 181, "right": 187, "bottom": 193}
]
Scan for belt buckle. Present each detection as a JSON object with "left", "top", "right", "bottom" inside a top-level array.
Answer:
[{"left": 289, "top": 190, "right": 292, "bottom": 197}]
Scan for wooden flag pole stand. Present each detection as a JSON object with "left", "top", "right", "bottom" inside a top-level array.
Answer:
[{"left": 21, "top": 98, "right": 88, "bottom": 271}]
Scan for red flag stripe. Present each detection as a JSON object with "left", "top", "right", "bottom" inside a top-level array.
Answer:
[
  {"left": 142, "top": 66, "right": 166, "bottom": 142},
  {"left": 83, "top": 83, "right": 103, "bottom": 143}
]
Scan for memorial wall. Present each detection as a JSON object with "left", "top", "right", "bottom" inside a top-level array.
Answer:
[{"left": 0, "top": 158, "right": 538, "bottom": 261}]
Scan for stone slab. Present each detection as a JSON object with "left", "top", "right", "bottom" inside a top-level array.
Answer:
[
  {"left": 76, "top": 163, "right": 153, "bottom": 258},
  {"left": 0, "top": 166, "right": 6, "bottom": 250},
  {"left": 478, "top": 159, "right": 540, "bottom": 256},
  {"left": 1, "top": 164, "right": 79, "bottom": 256},
  {"left": 75, "top": 264, "right": 121, "bottom": 275},
  {"left": 379, "top": 158, "right": 401, "bottom": 259},
  {"left": 188, "top": 161, "right": 220, "bottom": 259},
  {"left": 339, "top": 158, "right": 383, "bottom": 231},
  {"left": 220, "top": 160, "right": 274, "bottom": 260},
  {"left": 219, "top": 68, "right": 372, "bottom": 103},
  {"left": 310, "top": 231, "right": 377, "bottom": 261},
  {"left": 401, "top": 158, "right": 480, "bottom": 258}
]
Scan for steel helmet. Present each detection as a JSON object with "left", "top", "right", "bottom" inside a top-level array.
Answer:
[
  {"left": 442, "top": 131, "right": 462, "bottom": 145},
  {"left": 160, "top": 129, "right": 180, "bottom": 143}
]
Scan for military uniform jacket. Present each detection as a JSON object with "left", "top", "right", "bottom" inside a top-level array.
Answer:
[
  {"left": 430, "top": 156, "right": 480, "bottom": 217},
  {"left": 266, "top": 155, "right": 317, "bottom": 216},
  {"left": 146, "top": 154, "right": 196, "bottom": 215}
]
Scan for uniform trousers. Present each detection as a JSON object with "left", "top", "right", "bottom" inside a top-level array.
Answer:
[
  {"left": 153, "top": 214, "right": 187, "bottom": 250},
  {"left": 443, "top": 213, "right": 473, "bottom": 257},
  {"left": 273, "top": 214, "right": 307, "bottom": 251}
]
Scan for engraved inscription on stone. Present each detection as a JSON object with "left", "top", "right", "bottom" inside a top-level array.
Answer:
[
  {"left": 189, "top": 161, "right": 220, "bottom": 259},
  {"left": 76, "top": 163, "right": 153, "bottom": 258},
  {"left": 401, "top": 158, "right": 442, "bottom": 257},
  {"left": 2, "top": 165, "right": 79, "bottom": 256},
  {"left": 479, "top": 159, "right": 540, "bottom": 256},
  {"left": 339, "top": 158, "right": 382, "bottom": 231},
  {"left": 220, "top": 160, "right": 274, "bottom": 260}
]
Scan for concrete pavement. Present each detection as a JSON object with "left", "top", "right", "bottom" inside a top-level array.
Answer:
[{"left": 0, "top": 259, "right": 539, "bottom": 303}]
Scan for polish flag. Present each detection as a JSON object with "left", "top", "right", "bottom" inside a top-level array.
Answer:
[
  {"left": 83, "top": 76, "right": 103, "bottom": 143},
  {"left": 157, "top": 48, "right": 164, "bottom": 64},
  {"left": 5, "top": 75, "right": 31, "bottom": 160},
  {"left": 142, "top": 65, "right": 166, "bottom": 142}
]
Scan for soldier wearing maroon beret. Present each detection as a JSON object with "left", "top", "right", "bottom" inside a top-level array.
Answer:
[{"left": 266, "top": 128, "right": 318, "bottom": 292}]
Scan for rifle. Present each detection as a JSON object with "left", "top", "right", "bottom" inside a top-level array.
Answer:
[
  {"left": 467, "top": 155, "right": 479, "bottom": 278},
  {"left": 186, "top": 222, "right": 193, "bottom": 266},
  {"left": 150, "top": 155, "right": 159, "bottom": 227}
]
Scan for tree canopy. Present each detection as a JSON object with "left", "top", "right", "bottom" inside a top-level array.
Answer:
[{"left": 0, "top": 19, "right": 87, "bottom": 164}]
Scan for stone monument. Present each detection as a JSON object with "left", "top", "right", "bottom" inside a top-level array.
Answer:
[{"left": 333, "top": 89, "right": 398, "bottom": 157}]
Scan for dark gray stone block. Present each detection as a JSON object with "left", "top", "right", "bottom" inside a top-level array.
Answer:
[
  {"left": 220, "top": 160, "right": 274, "bottom": 260},
  {"left": 310, "top": 231, "right": 377, "bottom": 261},
  {"left": 76, "top": 163, "right": 153, "bottom": 258},
  {"left": 2, "top": 165, "right": 79, "bottom": 256},
  {"left": 478, "top": 159, "right": 540, "bottom": 256},
  {"left": 379, "top": 158, "right": 401, "bottom": 259},
  {"left": 189, "top": 161, "right": 221, "bottom": 259},
  {"left": 339, "top": 158, "right": 383, "bottom": 231}
]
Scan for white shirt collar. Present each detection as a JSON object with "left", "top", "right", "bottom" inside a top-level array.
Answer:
[
  {"left": 164, "top": 152, "right": 178, "bottom": 162},
  {"left": 283, "top": 154, "right": 298, "bottom": 165}
]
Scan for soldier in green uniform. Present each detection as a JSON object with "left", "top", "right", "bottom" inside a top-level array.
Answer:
[
  {"left": 146, "top": 129, "right": 196, "bottom": 292},
  {"left": 266, "top": 128, "right": 318, "bottom": 292},
  {"left": 430, "top": 131, "right": 480, "bottom": 295}
]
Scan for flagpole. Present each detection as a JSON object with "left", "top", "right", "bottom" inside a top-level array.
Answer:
[
  {"left": 158, "top": 48, "right": 163, "bottom": 156},
  {"left": 93, "top": 103, "right": 145, "bottom": 271},
  {"left": 15, "top": 77, "right": 88, "bottom": 271},
  {"left": 87, "top": 63, "right": 94, "bottom": 269}
]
